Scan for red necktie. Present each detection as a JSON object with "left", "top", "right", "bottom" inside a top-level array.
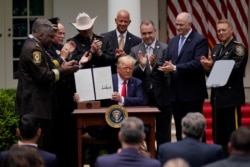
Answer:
[{"left": 121, "top": 81, "right": 127, "bottom": 97}]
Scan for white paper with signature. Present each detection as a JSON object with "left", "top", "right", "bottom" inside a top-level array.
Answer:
[
  {"left": 93, "top": 66, "right": 113, "bottom": 100},
  {"left": 74, "top": 66, "right": 113, "bottom": 102}
]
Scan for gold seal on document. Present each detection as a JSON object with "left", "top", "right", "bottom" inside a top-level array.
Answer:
[{"left": 105, "top": 105, "right": 128, "bottom": 128}]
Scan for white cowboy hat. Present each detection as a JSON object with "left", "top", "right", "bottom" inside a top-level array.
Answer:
[{"left": 71, "top": 12, "right": 97, "bottom": 30}]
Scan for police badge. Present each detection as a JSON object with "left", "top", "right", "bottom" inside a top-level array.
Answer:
[
  {"left": 235, "top": 45, "right": 245, "bottom": 57},
  {"left": 105, "top": 105, "right": 128, "bottom": 128}
]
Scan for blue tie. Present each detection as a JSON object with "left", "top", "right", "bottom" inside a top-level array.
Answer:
[{"left": 178, "top": 36, "right": 185, "bottom": 55}]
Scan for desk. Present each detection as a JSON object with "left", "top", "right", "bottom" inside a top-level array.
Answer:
[{"left": 72, "top": 106, "right": 159, "bottom": 167}]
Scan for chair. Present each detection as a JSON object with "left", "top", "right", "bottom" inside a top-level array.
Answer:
[{"left": 82, "top": 132, "right": 109, "bottom": 167}]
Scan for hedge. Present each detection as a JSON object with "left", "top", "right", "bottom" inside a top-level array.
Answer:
[{"left": 0, "top": 89, "right": 19, "bottom": 151}]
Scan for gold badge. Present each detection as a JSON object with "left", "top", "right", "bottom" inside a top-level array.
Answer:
[
  {"left": 235, "top": 45, "right": 245, "bottom": 57},
  {"left": 32, "top": 51, "right": 42, "bottom": 64},
  {"left": 105, "top": 105, "right": 128, "bottom": 128}
]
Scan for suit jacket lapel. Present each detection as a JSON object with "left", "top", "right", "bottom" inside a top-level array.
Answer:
[
  {"left": 153, "top": 41, "right": 161, "bottom": 58},
  {"left": 126, "top": 79, "right": 134, "bottom": 97},
  {"left": 172, "top": 38, "right": 180, "bottom": 63},
  {"left": 177, "top": 31, "right": 194, "bottom": 58},
  {"left": 113, "top": 74, "right": 119, "bottom": 92},
  {"left": 111, "top": 30, "right": 119, "bottom": 49}
]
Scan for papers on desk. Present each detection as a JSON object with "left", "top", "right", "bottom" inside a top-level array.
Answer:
[{"left": 74, "top": 66, "right": 113, "bottom": 102}]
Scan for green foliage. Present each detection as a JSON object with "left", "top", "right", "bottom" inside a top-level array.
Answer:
[{"left": 0, "top": 89, "right": 19, "bottom": 151}]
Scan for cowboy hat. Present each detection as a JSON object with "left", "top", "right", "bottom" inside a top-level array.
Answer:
[{"left": 71, "top": 12, "right": 97, "bottom": 30}]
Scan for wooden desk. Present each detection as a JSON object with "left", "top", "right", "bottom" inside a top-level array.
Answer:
[{"left": 72, "top": 106, "right": 159, "bottom": 167}]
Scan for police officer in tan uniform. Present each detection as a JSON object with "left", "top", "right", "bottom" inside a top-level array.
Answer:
[
  {"left": 15, "top": 18, "right": 78, "bottom": 152},
  {"left": 201, "top": 19, "right": 248, "bottom": 155}
]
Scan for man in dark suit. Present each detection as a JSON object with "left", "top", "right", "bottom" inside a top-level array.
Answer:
[
  {"left": 95, "top": 117, "right": 161, "bottom": 167},
  {"left": 101, "top": 10, "right": 141, "bottom": 73},
  {"left": 75, "top": 55, "right": 143, "bottom": 166},
  {"left": 130, "top": 20, "right": 171, "bottom": 147},
  {"left": 158, "top": 12, "right": 208, "bottom": 141},
  {"left": 47, "top": 18, "right": 78, "bottom": 167},
  {"left": 75, "top": 55, "right": 143, "bottom": 106},
  {"left": 204, "top": 126, "right": 250, "bottom": 167},
  {"left": 200, "top": 19, "right": 248, "bottom": 155},
  {"left": 0, "top": 114, "right": 58, "bottom": 167},
  {"left": 158, "top": 112, "right": 224, "bottom": 167}
]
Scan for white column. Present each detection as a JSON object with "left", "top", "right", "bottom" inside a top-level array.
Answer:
[{"left": 108, "top": 0, "right": 141, "bottom": 36}]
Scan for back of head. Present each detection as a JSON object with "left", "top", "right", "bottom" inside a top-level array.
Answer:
[
  {"left": 119, "top": 117, "right": 144, "bottom": 145},
  {"left": 181, "top": 112, "right": 206, "bottom": 139},
  {"left": 18, "top": 114, "right": 40, "bottom": 140},
  {"left": 163, "top": 158, "right": 190, "bottom": 167},
  {"left": 230, "top": 126, "right": 250, "bottom": 152},
  {"left": 2, "top": 144, "right": 45, "bottom": 167}
]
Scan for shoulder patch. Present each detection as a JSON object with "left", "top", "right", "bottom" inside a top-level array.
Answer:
[
  {"left": 32, "top": 51, "right": 42, "bottom": 64},
  {"left": 235, "top": 45, "right": 245, "bottom": 57}
]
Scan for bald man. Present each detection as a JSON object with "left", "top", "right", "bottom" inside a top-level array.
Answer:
[{"left": 101, "top": 10, "right": 141, "bottom": 73}]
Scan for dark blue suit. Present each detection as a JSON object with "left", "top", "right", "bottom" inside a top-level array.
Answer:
[
  {"left": 101, "top": 74, "right": 143, "bottom": 107},
  {"left": 158, "top": 137, "right": 224, "bottom": 167},
  {"left": 112, "top": 73, "right": 143, "bottom": 106},
  {"left": 96, "top": 148, "right": 161, "bottom": 167},
  {"left": 87, "top": 73, "right": 143, "bottom": 157},
  {"left": 101, "top": 30, "right": 141, "bottom": 73},
  {"left": 0, "top": 146, "right": 58, "bottom": 167},
  {"left": 165, "top": 30, "right": 208, "bottom": 140}
]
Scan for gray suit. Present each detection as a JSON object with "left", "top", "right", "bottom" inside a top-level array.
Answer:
[
  {"left": 130, "top": 41, "right": 171, "bottom": 146},
  {"left": 203, "top": 154, "right": 250, "bottom": 167}
]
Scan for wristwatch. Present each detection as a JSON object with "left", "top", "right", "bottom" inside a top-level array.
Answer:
[{"left": 173, "top": 65, "right": 177, "bottom": 72}]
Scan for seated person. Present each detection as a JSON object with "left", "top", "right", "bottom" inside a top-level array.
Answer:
[
  {"left": 95, "top": 117, "right": 161, "bottom": 167},
  {"left": 204, "top": 126, "right": 250, "bottom": 167},
  {"left": 74, "top": 55, "right": 144, "bottom": 106},
  {"left": 158, "top": 112, "right": 224, "bottom": 167},
  {"left": 2, "top": 144, "right": 45, "bottom": 167},
  {"left": 0, "top": 114, "right": 58, "bottom": 167},
  {"left": 74, "top": 55, "right": 144, "bottom": 166},
  {"left": 163, "top": 158, "right": 190, "bottom": 167}
]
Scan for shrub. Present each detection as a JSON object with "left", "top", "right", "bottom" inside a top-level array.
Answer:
[{"left": 0, "top": 89, "right": 19, "bottom": 151}]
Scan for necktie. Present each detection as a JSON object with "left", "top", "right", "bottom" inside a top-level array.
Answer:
[
  {"left": 178, "top": 36, "right": 185, "bottom": 55},
  {"left": 220, "top": 44, "right": 225, "bottom": 54},
  {"left": 121, "top": 81, "right": 127, "bottom": 97},
  {"left": 146, "top": 45, "right": 153, "bottom": 55},
  {"left": 119, "top": 34, "right": 124, "bottom": 50}
]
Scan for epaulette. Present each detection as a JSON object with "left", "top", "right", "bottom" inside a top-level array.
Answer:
[
  {"left": 234, "top": 40, "right": 245, "bottom": 47},
  {"left": 234, "top": 40, "right": 241, "bottom": 44},
  {"left": 35, "top": 42, "right": 40, "bottom": 48}
]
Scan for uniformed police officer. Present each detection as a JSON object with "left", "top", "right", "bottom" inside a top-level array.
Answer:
[
  {"left": 47, "top": 17, "right": 79, "bottom": 167},
  {"left": 201, "top": 19, "right": 248, "bottom": 155},
  {"left": 15, "top": 18, "right": 79, "bottom": 152}
]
